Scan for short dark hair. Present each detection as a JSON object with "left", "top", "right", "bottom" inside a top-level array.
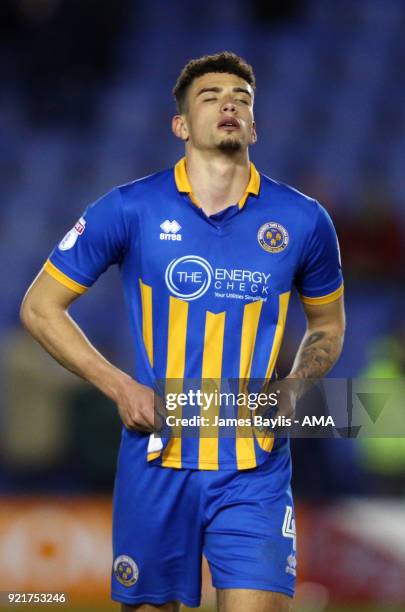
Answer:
[{"left": 173, "top": 51, "right": 256, "bottom": 113}]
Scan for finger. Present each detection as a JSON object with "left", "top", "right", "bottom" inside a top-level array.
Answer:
[
  {"left": 154, "top": 392, "right": 168, "bottom": 417},
  {"left": 126, "top": 418, "right": 154, "bottom": 433},
  {"left": 122, "top": 407, "right": 154, "bottom": 432},
  {"left": 140, "top": 403, "right": 157, "bottom": 430}
]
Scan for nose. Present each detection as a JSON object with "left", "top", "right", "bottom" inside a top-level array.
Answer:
[{"left": 221, "top": 99, "right": 237, "bottom": 113}]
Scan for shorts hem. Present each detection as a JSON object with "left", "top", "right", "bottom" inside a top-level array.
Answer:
[
  {"left": 111, "top": 590, "right": 201, "bottom": 607},
  {"left": 212, "top": 580, "right": 294, "bottom": 598}
]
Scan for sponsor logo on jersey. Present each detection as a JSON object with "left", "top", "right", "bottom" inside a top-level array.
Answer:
[
  {"left": 165, "top": 255, "right": 271, "bottom": 302},
  {"left": 160, "top": 219, "right": 182, "bottom": 241},
  {"left": 165, "top": 255, "right": 213, "bottom": 300},
  {"left": 58, "top": 217, "right": 86, "bottom": 251},
  {"left": 258, "top": 222, "right": 289, "bottom": 253},
  {"left": 113, "top": 555, "right": 139, "bottom": 587}
]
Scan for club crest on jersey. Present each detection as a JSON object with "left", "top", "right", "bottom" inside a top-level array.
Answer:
[
  {"left": 258, "top": 222, "right": 289, "bottom": 253},
  {"left": 58, "top": 217, "right": 86, "bottom": 251},
  {"left": 113, "top": 555, "right": 139, "bottom": 587}
]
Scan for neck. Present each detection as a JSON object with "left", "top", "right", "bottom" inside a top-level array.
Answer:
[{"left": 185, "top": 148, "right": 251, "bottom": 215}]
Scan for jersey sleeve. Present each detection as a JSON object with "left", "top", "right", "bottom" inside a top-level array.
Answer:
[
  {"left": 44, "top": 188, "right": 127, "bottom": 294},
  {"left": 295, "top": 202, "right": 344, "bottom": 305}
]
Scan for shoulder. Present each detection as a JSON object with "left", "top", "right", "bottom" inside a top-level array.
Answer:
[
  {"left": 110, "top": 167, "right": 176, "bottom": 221},
  {"left": 117, "top": 167, "right": 174, "bottom": 202},
  {"left": 258, "top": 173, "right": 330, "bottom": 235},
  {"left": 259, "top": 173, "right": 319, "bottom": 213}
]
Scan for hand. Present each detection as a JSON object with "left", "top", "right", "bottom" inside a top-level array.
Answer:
[
  {"left": 260, "top": 377, "right": 298, "bottom": 425},
  {"left": 115, "top": 378, "right": 163, "bottom": 432},
  {"left": 274, "top": 377, "right": 298, "bottom": 421}
]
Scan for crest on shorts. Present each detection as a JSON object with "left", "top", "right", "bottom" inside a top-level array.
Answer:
[
  {"left": 113, "top": 555, "right": 139, "bottom": 587},
  {"left": 258, "top": 222, "right": 289, "bottom": 253}
]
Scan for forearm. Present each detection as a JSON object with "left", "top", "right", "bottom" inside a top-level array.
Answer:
[
  {"left": 287, "top": 327, "right": 344, "bottom": 398},
  {"left": 290, "top": 327, "right": 344, "bottom": 379},
  {"left": 20, "top": 304, "right": 130, "bottom": 402}
]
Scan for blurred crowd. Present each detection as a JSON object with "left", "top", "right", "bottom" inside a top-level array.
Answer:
[
  {"left": 0, "top": 0, "right": 129, "bottom": 124},
  {"left": 0, "top": 0, "right": 404, "bottom": 497}
]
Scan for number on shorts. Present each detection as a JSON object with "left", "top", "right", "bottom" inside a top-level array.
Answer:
[{"left": 282, "top": 505, "right": 296, "bottom": 551}]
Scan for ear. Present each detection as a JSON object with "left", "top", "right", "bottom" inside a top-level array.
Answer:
[
  {"left": 172, "top": 115, "right": 189, "bottom": 141},
  {"left": 250, "top": 120, "right": 257, "bottom": 145}
]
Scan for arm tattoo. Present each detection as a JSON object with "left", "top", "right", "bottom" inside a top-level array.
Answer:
[{"left": 292, "top": 330, "right": 343, "bottom": 382}]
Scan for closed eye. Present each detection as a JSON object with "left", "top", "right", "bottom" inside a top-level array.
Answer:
[{"left": 236, "top": 99, "right": 250, "bottom": 105}]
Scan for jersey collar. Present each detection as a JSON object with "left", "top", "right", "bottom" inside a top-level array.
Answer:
[{"left": 174, "top": 157, "right": 260, "bottom": 210}]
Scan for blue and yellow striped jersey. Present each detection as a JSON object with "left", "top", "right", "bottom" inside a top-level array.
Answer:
[{"left": 45, "top": 158, "right": 343, "bottom": 470}]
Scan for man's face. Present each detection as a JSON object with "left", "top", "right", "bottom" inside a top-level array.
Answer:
[{"left": 173, "top": 72, "right": 257, "bottom": 153}]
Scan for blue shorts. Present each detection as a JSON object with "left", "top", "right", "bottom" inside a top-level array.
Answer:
[{"left": 112, "top": 434, "right": 296, "bottom": 608}]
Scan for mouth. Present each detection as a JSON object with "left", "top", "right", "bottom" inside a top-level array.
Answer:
[{"left": 217, "top": 117, "right": 240, "bottom": 131}]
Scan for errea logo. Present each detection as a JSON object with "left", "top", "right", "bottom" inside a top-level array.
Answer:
[{"left": 160, "top": 220, "right": 182, "bottom": 241}]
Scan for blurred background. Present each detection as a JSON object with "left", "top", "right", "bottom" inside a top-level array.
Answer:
[{"left": 0, "top": 0, "right": 405, "bottom": 610}]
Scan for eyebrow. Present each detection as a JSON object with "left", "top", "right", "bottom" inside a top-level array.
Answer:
[{"left": 196, "top": 86, "right": 252, "bottom": 98}]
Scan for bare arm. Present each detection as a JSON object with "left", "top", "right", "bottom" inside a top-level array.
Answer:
[
  {"left": 20, "top": 270, "right": 156, "bottom": 432},
  {"left": 270, "top": 295, "right": 345, "bottom": 419},
  {"left": 290, "top": 295, "right": 345, "bottom": 382},
  {"left": 283, "top": 295, "right": 346, "bottom": 405}
]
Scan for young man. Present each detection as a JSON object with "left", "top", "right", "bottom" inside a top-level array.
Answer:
[{"left": 21, "top": 52, "right": 345, "bottom": 612}]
